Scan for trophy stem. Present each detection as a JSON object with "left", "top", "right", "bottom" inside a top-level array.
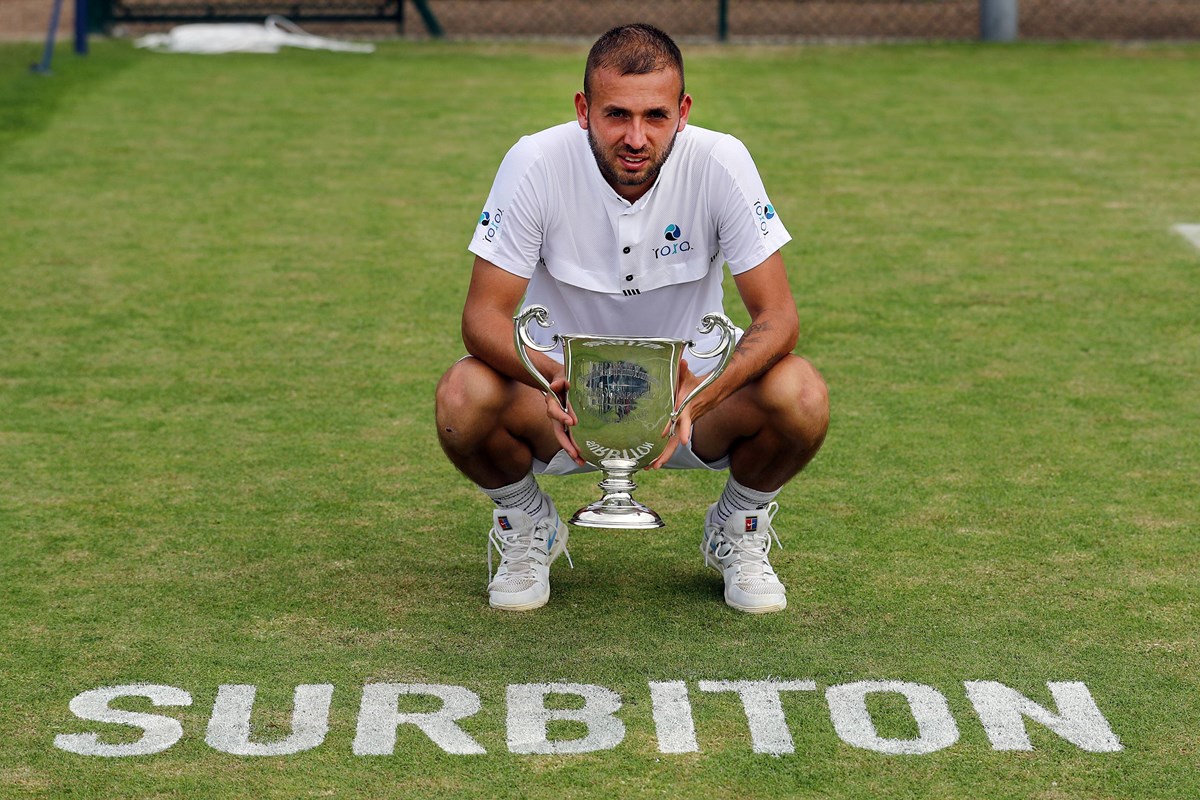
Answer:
[{"left": 569, "top": 459, "right": 665, "bottom": 529}]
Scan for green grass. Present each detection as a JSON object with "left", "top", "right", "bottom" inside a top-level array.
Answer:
[{"left": 2, "top": 38, "right": 1199, "bottom": 798}]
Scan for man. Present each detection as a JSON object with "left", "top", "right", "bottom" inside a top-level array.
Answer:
[{"left": 436, "top": 24, "right": 829, "bottom": 613}]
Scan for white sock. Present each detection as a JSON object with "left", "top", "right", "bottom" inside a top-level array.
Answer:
[
  {"left": 481, "top": 473, "right": 551, "bottom": 521},
  {"left": 712, "top": 475, "right": 779, "bottom": 527}
]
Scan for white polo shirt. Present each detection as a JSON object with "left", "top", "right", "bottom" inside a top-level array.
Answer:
[{"left": 468, "top": 122, "right": 790, "bottom": 374}]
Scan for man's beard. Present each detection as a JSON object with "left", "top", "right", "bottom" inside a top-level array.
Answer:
[{"left": 587, "top": 123, "right": 679, "bottom": 192}]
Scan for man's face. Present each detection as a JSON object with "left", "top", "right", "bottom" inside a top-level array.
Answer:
[{"left": 575, "top": 66, "right": 692, "bottom": 203}]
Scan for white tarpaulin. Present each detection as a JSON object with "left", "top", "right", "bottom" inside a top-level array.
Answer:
[{"left": 134, "top": 15, "right": 375, "bottom": 54}]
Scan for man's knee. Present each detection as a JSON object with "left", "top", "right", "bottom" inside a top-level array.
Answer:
[
  {"left": 761, "top": 356, "right": 830, "bottom": 444},
  {"left": 435, "top": 357, "right": 508, "bottom": 435}
]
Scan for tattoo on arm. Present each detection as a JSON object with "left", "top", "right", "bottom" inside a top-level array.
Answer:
[
  {"left": 739, "top": 321, "right": 770, "bottom": 346},
  {"left": 735, "top": 321, "right": 772, "bottom": 360},
  {"left": 731, "top": 320, "right": 783, "bottom": 378}
]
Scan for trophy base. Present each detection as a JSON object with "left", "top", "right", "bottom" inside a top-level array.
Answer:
[
  {"left": 570, "top": 498, "right": 664, "bottom": 530},
  {"left": 568, "top": 459, "right": 664, "bottom": 529}
]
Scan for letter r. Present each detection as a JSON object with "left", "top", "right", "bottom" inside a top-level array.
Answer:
[{"left": 353, "top": 684, "right": 485, "bottom": 756}]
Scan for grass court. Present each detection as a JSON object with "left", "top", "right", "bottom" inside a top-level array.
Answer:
[{"left": 1, "top": 37, "right": 1198, "bottom": 798}]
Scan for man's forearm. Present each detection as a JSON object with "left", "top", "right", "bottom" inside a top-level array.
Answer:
[
  {"left": 463, "top": 310, "right": 560, "bottom": 390},
  {"left": 731, "top": 312, "right": 798, "bottom": 380},
  {"left": 689, "top": 307, "right": 799, "bottom": 419}
]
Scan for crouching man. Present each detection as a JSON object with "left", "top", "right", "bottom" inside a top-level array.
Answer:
[{"left": 436, "top": 24, "right": 829, "bottom": 613}]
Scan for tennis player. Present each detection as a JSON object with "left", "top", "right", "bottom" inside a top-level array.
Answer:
[{"left": 437, "top": 24, "right": 829, "bottom": 613}]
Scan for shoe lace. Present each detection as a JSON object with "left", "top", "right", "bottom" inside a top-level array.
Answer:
[
  {"left": 715, "top": 501, "right": 782, "bottom": 580},
  {"left": 487, "top": 517, "right": 573, "bottom": 588}
]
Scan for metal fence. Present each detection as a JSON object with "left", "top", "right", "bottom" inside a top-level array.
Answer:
[{"left": 99, "top": 0, "right": 1200, "bottom": 40}]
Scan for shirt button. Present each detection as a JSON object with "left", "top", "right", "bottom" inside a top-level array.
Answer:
[
  {"left": 622, "top": 246, "right": 631, "bottom": 254},
  {"left": 626, "top": 275, "right": 634, "bottom": 281}
]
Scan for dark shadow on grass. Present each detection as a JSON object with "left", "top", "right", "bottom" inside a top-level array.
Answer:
[
  {"left": 547, "top": 556, "right": 727, "bottom": 612},
  {"left": 0, "top": 40, "right": 140, "bottom": 162}
]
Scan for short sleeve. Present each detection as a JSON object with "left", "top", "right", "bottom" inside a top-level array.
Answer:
[
  {"left": 709, "top": 135, "right": 791, "bottom": 274},
  {"left": 468, "top": 136, "right": 550, "bottom": 279}
]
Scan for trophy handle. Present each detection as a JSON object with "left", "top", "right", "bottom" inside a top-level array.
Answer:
[
  {"left": 670, "top": 313, "right": 738, "bottom": 424},
  {"left": 513, "top": 304, "right": 568, "bottom": 414}
]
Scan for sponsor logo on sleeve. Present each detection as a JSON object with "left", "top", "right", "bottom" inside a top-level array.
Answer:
[
  {"left": 479, "top": 208, "right": 504, "bottom": 242},
  {"left": 754, "top": 201, "right": 776, "bottom": 237}
]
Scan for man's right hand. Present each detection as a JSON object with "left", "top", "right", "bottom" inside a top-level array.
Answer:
[
  {"left": 460, "top": 256, "right": 587, "bottom": 466},
  {"left": 546, "top": 374, "right": 585, "bottom": 466}
]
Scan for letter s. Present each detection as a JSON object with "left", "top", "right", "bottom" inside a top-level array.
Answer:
[{"left": 54, "top": 684, "right": 192, "bottom": 757}]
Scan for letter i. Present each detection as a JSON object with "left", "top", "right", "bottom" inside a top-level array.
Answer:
[{"left": 648, "top": 682, "right": 699, "bottom": 754}]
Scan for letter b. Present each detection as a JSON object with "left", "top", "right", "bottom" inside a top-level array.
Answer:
[{"left": 506, "top": 683, "right": 625, "bottom": 754}]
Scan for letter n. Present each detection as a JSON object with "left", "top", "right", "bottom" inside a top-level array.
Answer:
[{"left": 964, "top": 681, "right": 1123, "bottom": 752}]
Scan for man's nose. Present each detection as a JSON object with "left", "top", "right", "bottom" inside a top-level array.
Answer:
[{"left": 624, "top": 119, "right": 647, "bottom": 150}]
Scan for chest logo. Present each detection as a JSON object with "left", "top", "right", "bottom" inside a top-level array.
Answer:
[{"left": 654, "top": 223, "right": 691, "bottom": 259}]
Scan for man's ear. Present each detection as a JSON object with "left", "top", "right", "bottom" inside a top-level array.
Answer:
[
  {"left": 575, "top": 92, "right": 589, "bottom": 130},
  {"left": 677, "top": 93, "right": 693, "bottom": 132}
]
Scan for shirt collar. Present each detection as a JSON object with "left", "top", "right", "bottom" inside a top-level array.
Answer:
[{"left": 577, "top": 125, "right": 677, "bottom": 213}]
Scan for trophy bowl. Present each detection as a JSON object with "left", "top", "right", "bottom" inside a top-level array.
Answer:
[{"left": 515, "top": 304, "right": 737, "bottom": 529}]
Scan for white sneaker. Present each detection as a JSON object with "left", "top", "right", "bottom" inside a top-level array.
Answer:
[
  {"left": 486, "top": 504, "right": 571, "bottom": 611},
  {"left": 701, "top": 501, "right": 787, "bottom": 613}
]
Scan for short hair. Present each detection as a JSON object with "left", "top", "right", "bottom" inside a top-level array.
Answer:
[{"left": 583, "top": 24, "right": 685, "bottom": 100}]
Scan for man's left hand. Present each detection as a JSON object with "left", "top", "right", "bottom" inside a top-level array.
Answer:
[{"left": 648, "top": 359, "right": 702, "bottom": 470}]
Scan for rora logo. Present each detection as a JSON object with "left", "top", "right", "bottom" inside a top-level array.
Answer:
[
  {"left": 654, "top": 223, "right": 691, "bottom": 260},
  {"left": 480, "top": 209, "right": 504, "bottom": 242},
  {"left": 754, "top": 201, "right": 776, "bottom": 236}
]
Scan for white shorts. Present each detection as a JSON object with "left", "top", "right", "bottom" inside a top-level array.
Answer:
[{"left": 533, "top": 438, "right": 730, "bottom": 476}]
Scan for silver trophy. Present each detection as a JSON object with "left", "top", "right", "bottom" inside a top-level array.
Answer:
[{"left": 515, "top": 304, "right": 737, "bottom": 529}]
